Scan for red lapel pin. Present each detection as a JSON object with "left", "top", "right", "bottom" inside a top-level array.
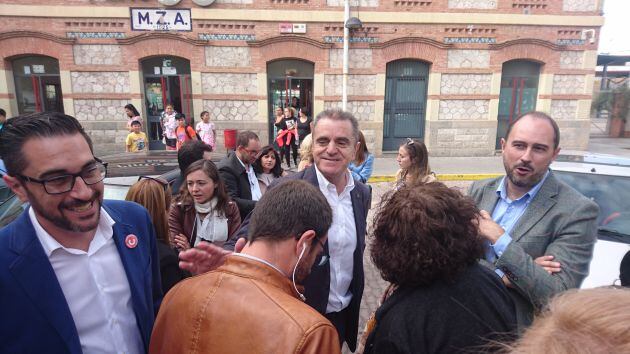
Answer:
[{"left": 125, "top": 234, "right": 138, "bottom": 249}]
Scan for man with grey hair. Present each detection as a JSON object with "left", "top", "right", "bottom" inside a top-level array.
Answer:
[{"left": 179, "top": 109, "right": 370, "bottom": 352}]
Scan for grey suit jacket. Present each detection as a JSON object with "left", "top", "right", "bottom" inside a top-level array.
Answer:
[{"left": 468, "top": 171, "right": 599, "bottom": 327}]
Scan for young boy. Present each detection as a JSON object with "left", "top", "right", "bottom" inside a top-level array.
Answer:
[{"left": 126, "top": 120, "right": 147, "bottom": 152}]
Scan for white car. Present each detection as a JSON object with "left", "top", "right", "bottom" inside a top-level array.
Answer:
[{"left": 551, "top": 152, "right": 630, "bottom": 288}]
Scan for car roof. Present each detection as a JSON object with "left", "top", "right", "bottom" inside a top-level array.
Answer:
[{"left": 552, "top": 151, "right": 630, "bottom": 178}]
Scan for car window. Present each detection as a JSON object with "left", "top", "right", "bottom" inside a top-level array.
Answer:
[{"left": 554, "top": 170, "right": 630, "bottom": 243}]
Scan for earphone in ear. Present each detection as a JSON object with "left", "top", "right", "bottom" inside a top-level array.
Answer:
[{"left": 293, "top": 243, "right": 308, "bottom": 301}]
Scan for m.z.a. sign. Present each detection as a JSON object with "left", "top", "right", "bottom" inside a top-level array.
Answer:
[{"left": 130, "top": 8, "right": 192, "bottom": 31}]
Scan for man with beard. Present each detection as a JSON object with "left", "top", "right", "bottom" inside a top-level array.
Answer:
[
  {"left": 0, "top": 112, "right": 162, "bottom": 353},
  {"left": 468, "top": 111, "right": 598, "bottom": 328},
  {"left": 150, "top": 180, "right": 340, "bottom": 354}
]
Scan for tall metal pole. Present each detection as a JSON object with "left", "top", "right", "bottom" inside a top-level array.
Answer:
[{"left": 342, "top": 0, "right": 350, "bottom": 111}]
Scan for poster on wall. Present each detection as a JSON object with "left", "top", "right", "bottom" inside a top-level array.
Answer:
[{"left": 130, "top": 8, "right": 192, "bottom": 31}]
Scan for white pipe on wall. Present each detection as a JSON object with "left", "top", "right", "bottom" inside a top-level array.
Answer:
[{"left": 342, "top": 0, "right": 350, "bottom": 111}]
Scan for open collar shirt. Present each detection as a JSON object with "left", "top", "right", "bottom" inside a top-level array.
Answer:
[
  {"left": 30, "top": 207, "right": 143, "bottom": 354},
  {"left": 314, "top": 165, "right": 357, "bottom": 314},
  {"left": 237, "top": 155, "right": 262, "bottom": 201},
  {"left": 487, "top": 170, "right": 550, "bottom": 277}
]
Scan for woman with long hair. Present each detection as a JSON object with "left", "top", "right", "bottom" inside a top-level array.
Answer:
[
  {"left": 125, "top": 177, "right": 187, "bottom": 294},
  {"left": 124, "top": 103, "right": 141, "bottom": 132},
  {"left": 361, "top": 183, "right": 516, "bottom": 354},
  {"left": 349, "top": 131, "right": 374, "bottom": 184},
  {"left": 395, "top": 138, "right": 435, "bottom": 189},
  {"left": 297, "top": 133, "right": 314, "bottom": 172},
  {"left": 275, "top": 107, "right": 299, "bottom": 168},
  {"left": 252, "top": 145, "right": 286, "bottom": 195},
  {"left": 169, "top": 159, "right": 241, "bottom": 250}
]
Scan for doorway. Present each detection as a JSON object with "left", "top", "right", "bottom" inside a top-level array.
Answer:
[
  {"left": 11, "top": 56, "right": 64, "bottom": 115},
  {"left": 267, "top": 60, "right": 314, "bottom": 145},
  {"left": 496, "top": 60, "right": 541, "bottom": 149},
  {"left": 141, "top": 57, "right": 192, "bottom": 150},
  {"left": 382, "top": 60, "right": 429, "bottom": 151}
]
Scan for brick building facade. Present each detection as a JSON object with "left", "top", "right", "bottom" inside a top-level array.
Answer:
[{"left": 0, "top": 0, "right": 603, "bottom": 156}]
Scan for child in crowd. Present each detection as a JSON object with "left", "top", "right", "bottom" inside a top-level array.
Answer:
[
  {"left": 196, "top": 111, "right": 216, "bottom": 150},
  {"left": 175, "top": 113, "right": 197, "bottom": 150},
  {"left": 161, "top": 103, "right": 178, "bottom": 150},
  {"left": 126, "top": 120, "right": 147, "bottom": 152},
  {"left": 124, "top": 104, "right": 141, "bottom": 132}
]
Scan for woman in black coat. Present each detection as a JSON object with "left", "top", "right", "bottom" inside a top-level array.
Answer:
[{"left": 361, "top": 183, "right": 516, "bottom": 354}]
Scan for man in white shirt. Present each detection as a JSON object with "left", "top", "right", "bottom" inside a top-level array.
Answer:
[
  {"left": 218, "top": 131, "right": 262, "bottom": 220},
  {"left": 0, "top": 112, "right": 162, "bottom": 354},
  {"left": 180, "top": 110, "right": 371, "bottom": 352}
]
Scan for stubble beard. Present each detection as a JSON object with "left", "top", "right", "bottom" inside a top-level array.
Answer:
[{"left": 27, "top": 189, "right": 103, "bottom": 233}]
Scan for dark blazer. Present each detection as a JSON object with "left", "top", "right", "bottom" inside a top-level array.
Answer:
[
  {"left": 218, "top": 152, "right": 256, "bottom": 220},
  {"left": 468, "top": 172, "right": 599, "bottom": 328},
  {"left": 0, "top": 200, "right": 163, "bottom": 354},
  {"left": 228, "top": 165, "right": 370, "bottom": 351}
]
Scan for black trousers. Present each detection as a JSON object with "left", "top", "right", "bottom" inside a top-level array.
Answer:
[
  {"left": 325, "top": 307, "right": 349, "bottom": 350},
  {"left": 283, "top": 139, "right": 298, "bottom": 167}
]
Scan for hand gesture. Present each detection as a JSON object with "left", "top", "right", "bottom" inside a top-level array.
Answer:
[
  {"left": 179, "top": 238, "right": 247, "bottom": 275},
  {"left": 173, "top": 233, "right": 191, "bottom": 251},
  {"left": 477, "top": 210, "right": 505, "bottom": 244},
  {"left": 535, "top": 255, "right": 562, "bottom": 275}
]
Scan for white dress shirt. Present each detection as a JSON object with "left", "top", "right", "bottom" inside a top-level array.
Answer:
[
  {"left": 314, "top": 165, "right": 357, "bottom": 313},
  {"left": 237, "top": 155, "right": 262, "bottom": 201},
  {"left": 29, "top": 207, "right": 143, "bottom": 354}
]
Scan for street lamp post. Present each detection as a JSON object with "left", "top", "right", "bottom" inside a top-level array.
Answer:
[{"left": 342, "top": 0, "right": 350, "bottom": 111}]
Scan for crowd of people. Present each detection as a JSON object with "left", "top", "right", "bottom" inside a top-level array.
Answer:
[{"left": 0, "top": 106, "right": 627, "bottom": 354}]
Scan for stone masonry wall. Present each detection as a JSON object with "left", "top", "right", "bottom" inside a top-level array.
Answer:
[
  {"left": 73, "top": 45, "right": 122, "bottom": 65},
  {"left": 324, "top": 74, "right": 377, "bottom": 96},
  {"left": 550, "top": 100, "right": 578, "bottom": 120},
  {"left": 216, "top": 0, "right": 253, "bottom": 4},
  {"left": 563, "top": 0, "right": 597, "bottom": 12},
  {"left": 447, "top": 50, "right": 490, "bottom": 68},
  {"left": 440, "top": 74, "right": 492, "bottom": 95},
  {"left": 74, "top": 99, "right": 130, "bottom": 154},
  {"left": 205, "top": 46, "right": 251, "bottom": 67},
  {"left": 201, "top": 73, "right": 257, "bottom": 94},
  {"left": 329, "top": 49, "right": 372, "bottom": 69},
  {"left": 552, "top": 75, "right": 586, "bottom": 94},
  {"left": 203, "top": 100, "right": 258, "bottom": 121},
  {"left": 71, "top": 72, "right": 130, "bottom": 93},
  {"left": 438, "top": 100, "right": 489, "bottom": 120},
  {"left": 448, "top": 0, "right": 497, "bottom": 9},
  {"left": 431, "top": 123, "right": 495, "bottom": 156},
  {"left": 323, "top": 101, "right": 376, "bottom": 121},
  {"left": 559, "top": 51, "right": 584, "bottom": 69}
]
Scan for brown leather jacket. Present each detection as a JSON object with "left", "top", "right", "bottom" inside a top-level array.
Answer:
[
  {"left": 168, "top": 200, "right": 241, "bottom": 248},
  {"left": 150, "top": 255, "right": 341, "bottom": 354}
]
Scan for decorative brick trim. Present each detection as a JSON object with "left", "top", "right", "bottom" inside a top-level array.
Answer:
[
  {"left": 117, "top": 32, "right": 207, "bottom": 46},
  {"left": 370, "top": 36, "right": 452, "bottom": 49},
  {"left": 490, "top": 38, "right": 563, "bottom": 50},
  {"left": 248, "top": 35, "right": 332, "bottom": 49},
  {"left": 0, "top": 30, "right": 75, "bottom": 45}
]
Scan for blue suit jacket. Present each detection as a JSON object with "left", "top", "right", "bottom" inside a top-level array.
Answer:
[{"left": 0, "top": 200, "right": 163, "bottom": 354}]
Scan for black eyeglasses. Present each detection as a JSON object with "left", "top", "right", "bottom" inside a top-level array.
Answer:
[
  {"left": 313, "top": 237, "right": 329, "bottom": 267},
  {"left": 17, "top": 158, "right": 108, "bottom": 195}
]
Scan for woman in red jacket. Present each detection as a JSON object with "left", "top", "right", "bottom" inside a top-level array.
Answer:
[{"left": 169, "top": 159, "right": 241, "bottom": 250}]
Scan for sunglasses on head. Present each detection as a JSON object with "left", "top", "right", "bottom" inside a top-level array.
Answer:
[
  {"left": 138, "top": 175, "right": 169, "bottom": 191},
  {"left": 406, "top": 138, "right": 415, "bottom": 146}
]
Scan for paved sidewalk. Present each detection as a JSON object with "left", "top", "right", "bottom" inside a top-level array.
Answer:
[{"left": 371, "top": 155, "right": 504, "bottom": 181}]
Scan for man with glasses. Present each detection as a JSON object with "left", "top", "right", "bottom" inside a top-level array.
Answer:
[
  {"left": 0, "top": 112, "right": 162, "bottom": 354},
  {"left": 218, "top": 130, "right": 262, "bottom": 220},
  {"left": 151, "top": 180, "right": 341, "bottom": 354}
]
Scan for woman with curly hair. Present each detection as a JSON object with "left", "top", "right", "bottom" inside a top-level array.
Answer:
[
  {"left": 395, "top": 138, "right": 435, "bottom": 189},
  {"left": 362, "top": 183, "right": 516, "bottom": 354}
]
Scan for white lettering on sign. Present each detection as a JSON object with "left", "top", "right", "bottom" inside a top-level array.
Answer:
[{"left": 130, "top": 8, "right": 192, "bottom": 32}]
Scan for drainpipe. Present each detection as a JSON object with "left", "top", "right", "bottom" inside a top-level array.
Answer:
[{"left": 342, "top": 0, "right": 350, "bottom": 111}]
